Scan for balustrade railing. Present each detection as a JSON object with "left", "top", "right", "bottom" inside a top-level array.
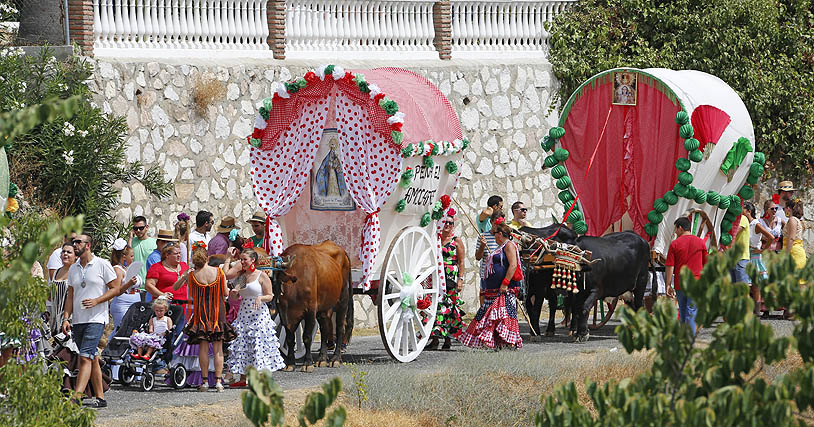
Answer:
[
  {"left": 451, "top": 0, "right": 576, "bottom": 55},
  {"left": 285, "top": 0, "right": 436, "bottom": 59},
  {"left": 93, "top": 0, "right": 269, "bottom": 55}
]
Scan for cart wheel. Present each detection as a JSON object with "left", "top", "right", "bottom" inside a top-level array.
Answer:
[
  {"left": 140, "top": 371, "right": 155, "bottom": 392},
  {"left": 119, "top": 365, "right": 135, "bottom": 386},
  {"left": 378, "top": 226, "right": 440, "bottom": 363},
  {"left": 589, "top": 297, "right": 619, "bottom": 330},
  {"left": 273, "top": 311, "right": 317, "bottom": 360},
  {"left": 171, "top": 365, "right": 187, "bottom": 389}
]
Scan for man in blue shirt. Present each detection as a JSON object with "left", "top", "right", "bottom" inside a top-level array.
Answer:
[{"left": 477, "top": 195, "right": 503, "bottom": 233}]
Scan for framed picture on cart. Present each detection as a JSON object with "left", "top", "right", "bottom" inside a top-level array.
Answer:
[
  {"left": 310, "top": 128, "right": 357, "bottom": 211},
  {"left": 612, "top": 71, "right": 638, "bottom": 106}
]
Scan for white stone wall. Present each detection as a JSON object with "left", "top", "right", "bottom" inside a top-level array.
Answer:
[{"left": 90, "top": 58, "right": 563, "bottom": 327}]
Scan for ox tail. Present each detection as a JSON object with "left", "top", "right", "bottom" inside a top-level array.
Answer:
[{"left": 343, "top": 252, "right": 354, "bottom": 346}]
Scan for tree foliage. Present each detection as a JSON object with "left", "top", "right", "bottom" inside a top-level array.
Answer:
[
  {"left": 0, "top": 47, "right": 171, "bottom": 248},
  {"left": 535, "top": 245, "right": 814, "bottom": 425},
  {"left": 547, "top": 0, "right": 814, "bottom": 182}
]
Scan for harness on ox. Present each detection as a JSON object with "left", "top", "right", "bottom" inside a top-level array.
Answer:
[{"left": 514, "top": 231, "right": 598, "bottom": 294}]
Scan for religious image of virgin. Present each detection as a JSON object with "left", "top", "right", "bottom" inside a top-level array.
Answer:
[{"left": 315, "top": 139, "right": 347, "bottom": 198}]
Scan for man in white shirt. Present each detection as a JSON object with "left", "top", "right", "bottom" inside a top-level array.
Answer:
[
  {"left": 47, "top": 232, "right": 77, "bottom": 280},
  {"left": 61, "top": 233, "right": 120, "bottom": 408},
  {"left": 774, "top": 180, "right": 795, "bottom": 227},
  {"left": 189, "top": 210, "right": 213, "bottom": 246}
]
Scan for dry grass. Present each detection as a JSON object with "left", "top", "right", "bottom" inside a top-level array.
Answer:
[{"left": 192, "top": 77, "right": 225, "bottom": 116}]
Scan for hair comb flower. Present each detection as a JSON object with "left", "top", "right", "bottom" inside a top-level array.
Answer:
[
  {"left": 177, "top": 212, "right": 190, "bottom": 222},
  {"left": 242, "top": 240, "right": 255, "bottom": 249},
  {"left": 495, "top": 217, "right": 505, "bottom": 226},
  {"left": 191, "top": 241, "right": 207, "bottom": 251},
  {"left": 229, "top": 229, "right": 239, "bottom": 242},
  {"left": 772, "top": 194, "right": 780, "bottom": 204}
]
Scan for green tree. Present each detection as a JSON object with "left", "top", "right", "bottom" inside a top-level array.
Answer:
[
  {"left": 535, "top": 245, "right": 814, "bottom": 425},
  {"left": 547, "top": 0, "right": 814, "bottom": 182}
]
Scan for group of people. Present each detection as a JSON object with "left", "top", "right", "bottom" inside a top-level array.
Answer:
[
  {"left": 47, "top": 210, "right": 285, "bottom": 408},
  {"left": 664, "top": 180, "right": 807, "bottom": 335}
]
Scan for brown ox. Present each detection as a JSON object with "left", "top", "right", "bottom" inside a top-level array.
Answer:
[{"left": 273, "top": 241, "right": 351, "bottom": 371}]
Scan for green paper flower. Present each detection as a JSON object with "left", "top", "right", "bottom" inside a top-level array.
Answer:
[
  {"left": 462, "top": 138, "right": 470, "bottom": 150},
  {"left": 679, "top": 124, "right": 694, "bottom": 139},
  {"left": 675, "top": 158, "right": 691, "bottom": 171},
  {"left": 433, "top": 200, "right": 442, "bottom": 212},
  {"left": 689, "top": 150, "right": 703, "bottom": 162},
  {"left": 548, "top": 127, "right": 565, "bottom": 139},
  {"left": 664, "top": 191, "right": 678, "bottom": 205},
  {"left": 551, "top": 164, "right": 567, "bottom": 179},
  {"left": 296, "top": 78, "right": 307, "bottom": 88},
  {"left": 678, "top": 171, "right": 694, "bottom": 186},
  {"left": 720, "top": 234, "right": 733, "bottom": 246},
  {"left": 653, "top": 198, "right": 668, "bottom": 213},
  {"left": 424, "top": 156, "right": 434, "bottom": 169},
  {"left": 445, "top": 161, "right": 458, "bottom": 174},
  {"left": 325, "top": 65, "right": 335, "bottom": 75},
  {"left": 395, "top": 199, "right": 406, "bottom": 213},
  {"left": 431, "top": 142, "right": 441, "bottom": 156},
  {"left": 558, "top": 190, "right": 575, "bottom": 204},
  {"left": 401, "top": 144, "right": 414, "bottom": 158},
  {"left": 391, "top": 131, "right": 404, "bottom": 145},
  {"left": 284, "top": 82, "right": 299, "bottom": 93},
  {"left": 249, "top": 138, "right": 262, "bottom": 148},
  {"left": 380, "top": 99, "right": 399, "bottom": 115},
  {"left": 554, "top": 148, "right": 569, "bottom": 162},
  {"left": 432, "top": 209, "right": 444, "bottom": 221},
  {"left": 728, "top": 195, "right": 741, "bottom": 213},
  {"left": 746, "top": 174, "right": 759, "bottom": 185},
  {"left": 694, "top": 190, "right": 707, "bottom": 204},
  {"left": 555, "top": 176, "right": 572, "bottom": 190},
  {"left": 685, "top": 185, "right": 697, "bottom": 200},
  {"left": 683, "top": 138, "right": 700, "bottom": 152},
  {"left": 573, "top": 221, "right": 588, "bottom": 235},
  {"left": 357, "top": 80, "right": 370, "bottom": 93},
  {"left": 420, "top": 212, "right": 431, "bottom": 227},
  {"left": 739, "top": 185, "right": 754, "bottom": 200},
  {"left": 543, "top": 155, "right": 559, "bottom": 169},
  {"left": 263, "top": 97, "right": 273, "bottom": 112},
  {"left": 648, "top": 210, "right": 663, "bottom": 224},
  {"left": 402, "top": 168, "right": 414, "bottom": 181},
  {"left": 674, "top": 111, "right": 689, "bottom": 125},
  {"left": 645, "top": 223, "right": 659, "bottom": 237}
]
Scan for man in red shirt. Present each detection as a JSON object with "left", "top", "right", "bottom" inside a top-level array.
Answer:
[{"left": 664, "top": 217, "right": 708, "bottom": 335}]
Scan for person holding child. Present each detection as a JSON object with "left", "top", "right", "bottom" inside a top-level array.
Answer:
[{"left": 129, "top": 296, "right": 173, "bottom": 365}]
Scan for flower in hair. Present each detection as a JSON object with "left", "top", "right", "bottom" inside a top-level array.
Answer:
[
  {"left": 242, "top": 240, "right": 255, "bottom": 249},
  {"left": 447, "top": 208, "right": 456, "bottom": 217},
  {"left": 177, "top": 212, "right": 190, "bottom": 222},
  {"left": 495, "top": 217, "right": 506, "bottom": 226},
  {"left": 191, "top": 241, "right": 207, "bottom": 251},
  {"left": 772, "top": 194, "right": 780, "bottom": 204},
  {"left": 229, "top": 229, "right": 239, "bottom": 242}
]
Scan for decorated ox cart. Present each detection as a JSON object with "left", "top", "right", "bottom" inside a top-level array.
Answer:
[
  {"left": 246, "top": 65, "right": 466, "bottom": 362},
  {"left": 527, "top": 68, "right": 764, "bottom": 330}
]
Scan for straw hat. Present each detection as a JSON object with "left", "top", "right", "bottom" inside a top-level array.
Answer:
[
  {"left": 247, "top": 211, "right": 265, "bottom": 223},
  {"left": 777, "top": 181, "right": 796, "bottom": 192},
  {"left": 216, "top": 216, "right": 238, "bottom": 233},
  {"left": 156, "top": 229, "right": 179, "bottom": 242}
]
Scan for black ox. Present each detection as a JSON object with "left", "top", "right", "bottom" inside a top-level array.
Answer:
[{"left": 520, "top": 223, "right": 650, "bottom": 342}]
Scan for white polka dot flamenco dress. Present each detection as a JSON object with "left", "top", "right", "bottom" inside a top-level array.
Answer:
[{"left": 226, "top": 276, "right": 285, "bottom": 374}]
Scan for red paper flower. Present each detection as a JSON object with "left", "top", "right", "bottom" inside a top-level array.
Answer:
[
  {"left": 416, "top": 296, "right": 431, "bottom": 310},
  {"left": 447, "top": 207, "right": 456, "bottom": 217},
  {"left": 425, "top": 143, "right": 434, "bottom": 155},
  {"left": 342, "top": 73, "right": 355, "bottom": 84},
  {"left": 373, "top": 93, "right": 386, "bottom": 103},
  {"left": 304, "top": 71, "right": 318, "bottom": 83},
  {"left": 242, "top": 240, "right": 255, "bottom": 249},
  {"left": 391, "top": 122, "right": 403, "bottom": 132},
  {"left": 272, "top": 93, "right": 280, "bottom": 102},
  {"left": 440, "top": 194, "right": 451, "bottom": 209},
  {"left": 251, "top": 128, "right": 263, "bottom": 139},
  {"left": 772, "top": 193, "right": 780, "bottom": 204}
]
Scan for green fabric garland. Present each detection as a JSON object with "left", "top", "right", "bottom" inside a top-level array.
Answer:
[
  {"left": 746, "top": 174, "right": 759, "bottom": 185},
  {"left": 8, "top": 182, "right": 17, "bottom": 198},
  {"left": 721, "top": 220, "right": 733, "bottom": 232},
  {"left": 423, "top": 156, "right": 434, "bottom": 169},
  {"left": 739, "top": 185, "right": 754, "bottom": 200},
  {"left": 707, "top": 191, "right": 721, "bottom": 206},
  {"left": 674, "top": 183, "right": 689, "bottom": 198},
  {"left": 544, "top": 155, "right": 559, "bottom": 169},
  {"left": 694, "top": 190, "right": 707, "bottom": 204},
  {"left": 395, "top": 199, "right": 406, "bottom": 213},
  {"left": 380, "top": 100, "right": 399, "bottom": 115},
  {"left": 679, "top": 124, "right": 694, "bottom": 139},
  {"left": 284, "top": 82, "right": 299, "bottom": 93},
  {"left": 689, "top": 150, "right": 703, "bottom": 162},
  {"left": 391, "top": 131, "right": 404, "bottom": 145},
  {"left": 683, "top": 138, "right": 700, "bottom": 152},
  {"left": 678, "top": 172, "right": 694, "bottom": 186},
  {"left": 568, "top": 210, "right": 583, "bottom": 223},
  {"left": 554, "top": 148, "right": 569, "bottom": 162},
  {"left": 445, "top": 161, "right": 458, "bottom": 174},
  {"left": 263, "top": 97, "right": 273, "bottom": 112},
  {"left": 675, "top": 111, "right": 689, "bottom": 125},
  {"left": 549, "top": 127, "right": 565, "bottom": 139},
  {"left": 684, "top": 185, "right": 698, "bottom": 200},
  {"left": 296, "top": 78, "right": 307, "bottom": 88},
  {"left": 720, "top": 234, "right": 733, "bottom": 246},
  {"left": 653, "top": 198, "right": 668, "bottom": 213},
  {"left": 749, "top": 163, "right": 764, "bottom": 177},
  {"left": 555, "top": 176, "right": 572, "bottom": 190},
  {"left": 325, "top": 65, "right": 335, "bottom": 75},
  {"left": 259, "top": 106, "right": 269, "bottom": 120},
  {"left": 573, "top": 221, "right": 588, "bottom": 235},
  {"left": 648, "top": 210, "right": 663, "bottom": 224},
  {"left": 664, "top": 191, "right": 678, "bottom": 205},
  {"left": 249, "top": 138, "right": 261, "bottom": 148},
  {"left": 645, "top": 223, "right": 659, "bottom": 237},
  {"left": 551, "top": 164, "right": 567, "bottom": 179},
  {"left": 728, "top": 195, "right": 742, "bottom": 214},
  {"left": 718, "top": 196, "right": 731, "bottom": 210},
  {"left": 675, "top": 158, "right": 691, "bottom": 172},
  {"left": 462, "top": 138, "right": 470, "bottom": 150},
  {"left": 558, "top": 190, "right": 574, "bottom": 204},
  {"left": 541, "top": 136, "right": 554, "bottom": 152},
  {"left": 753, "top": 152, "right": 765, "bottom": 165},
  {"left": 724, "top": 210, "right": 738, "bottom": 222},
  {"left": 420, "top": 212, "right": 431, "bottom": 227}
]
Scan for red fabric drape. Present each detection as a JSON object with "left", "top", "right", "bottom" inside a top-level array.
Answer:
[{"left": 561, "top": 78, "right": 683, "bottom": 238}]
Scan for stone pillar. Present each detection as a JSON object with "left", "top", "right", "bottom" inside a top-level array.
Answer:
[
  {"left": 67, "top": 0, "right": 94, "bottom": 56},
  {"left": 433, "top": 1, "right": 452, "bottom": 60},
  {"left": 267, "top": 0, "right": 286, "bottom": 59},
  {"left": 17, "top": 0, "right": 65, "bottom": 45}
]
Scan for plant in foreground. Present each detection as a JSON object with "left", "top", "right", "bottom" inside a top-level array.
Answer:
[
  {"left": 536, "top": 245, "right": 814, "bottom": 425},
  {"left": 242, "top": 367, "right": 346, "bottom": 427}
]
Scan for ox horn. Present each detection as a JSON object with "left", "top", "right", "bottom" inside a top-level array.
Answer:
[{"left": 278, "top": 254, "right": 295, "bottom": 269}]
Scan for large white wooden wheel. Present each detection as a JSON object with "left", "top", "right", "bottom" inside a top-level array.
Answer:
[{"left": 378, "top": 226, "right": 441, "bottom": 363}]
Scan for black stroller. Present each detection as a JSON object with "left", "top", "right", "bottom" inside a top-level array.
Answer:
[{"left": 101, "top": 301, "right": 187, "bottom": 391}]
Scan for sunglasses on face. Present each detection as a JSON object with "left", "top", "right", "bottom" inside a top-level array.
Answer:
[
  {"left": 132, "top": 226, "right": 146, "bottom": 231},
  {"left": 72, "top": 239, "right": 87, "bottom": 245},
  {"left": 514, "top": 208, "right": 528, "bottom": 213},
  {"left": 444, "top": 221, "right": 454, "bottom": 226}
]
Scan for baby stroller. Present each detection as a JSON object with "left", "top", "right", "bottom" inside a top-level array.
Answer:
[
  {"left": 101, "top": 301, "right": 187, "bottom": 391},
  {"left": 48, "top": 329, "right": 112, "bottom": 398}
]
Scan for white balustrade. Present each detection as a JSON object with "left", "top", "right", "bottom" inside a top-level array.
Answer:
[
  {"left": 285, "top": 0, "right": 437, "bottom": 60},
  {"left": 451, "top": 0, "right": 576, "bottom": 56},
  {"left": 93, "top": 0, "right": 269, "bottom": 57}
]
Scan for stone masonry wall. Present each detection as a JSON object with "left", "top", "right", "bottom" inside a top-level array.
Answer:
[{"left": 90, "top": 58, "right": 563, "bottom": 327}]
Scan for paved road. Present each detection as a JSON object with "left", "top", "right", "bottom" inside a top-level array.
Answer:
[{"left": 96, "top": 316, "right": 795, "bottom": 421}]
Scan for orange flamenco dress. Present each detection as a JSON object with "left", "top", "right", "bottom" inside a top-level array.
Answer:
[{"left": 184, "top": 268, "right": 236, "bottom": 344}]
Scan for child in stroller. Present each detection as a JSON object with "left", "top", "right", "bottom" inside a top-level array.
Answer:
[
  {"left": 129, "top": 297, "right": 173, "bottom": 365},
  {"left": 101, "top": 298, "right": 187, "bottom": 391}
]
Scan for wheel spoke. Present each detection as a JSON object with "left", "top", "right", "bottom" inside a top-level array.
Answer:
[
  {"left": 407, "top": 317, "right": 418, "bottom": 352},
  {"left": 414, "top": 264, "right": 436, "bottom": 286},
  {"left": 392, "top": 315, "right": 404, "bottom": 349},
  {"left": 385, "top": 271, "right": 402, "bottom": 291},
  {"left": 417, "top": 287, "right": 438, "bottom": 296},
  {"left": 382, "top": 292, "right": 400, "bottom": 301},
  {"left": 400, "top": 319, "right": 410, "bottom": 355},
  {"left": 383, "top": 299, "right": 401, "bottom": 324},
  {"left": 414, "top": 247, "right": 434, "bottom": 276}
]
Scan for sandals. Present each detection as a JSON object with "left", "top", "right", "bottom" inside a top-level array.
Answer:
[
  {"left": 215, "top": 377, "right": 225, "bottom": 392},
  {"left": 198, "top": 382, "right": 209, "bottom": 392}
]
